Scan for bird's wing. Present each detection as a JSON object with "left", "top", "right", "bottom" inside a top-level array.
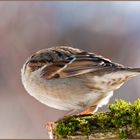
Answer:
[{"left": 41, "top": 52, "right": 122, "bottom": 80}]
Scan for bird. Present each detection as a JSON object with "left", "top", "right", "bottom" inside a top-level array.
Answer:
[
  {"left": 21, "top": 46, "right": 140, "bottom": 138},
  {"left": 21, "top": 46, "right": 140, "bottom": 114}
]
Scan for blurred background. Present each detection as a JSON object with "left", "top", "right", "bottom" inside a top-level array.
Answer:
[{"left": 0, "top": 1, "right": 140, "bottom": 138}]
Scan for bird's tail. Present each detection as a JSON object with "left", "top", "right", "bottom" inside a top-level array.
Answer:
[
  {"left": 120, "top": 67, "right": 140, "bottom": 77},
  {"left": 125, "top": 67, "right": 140, "bottom": 73}
]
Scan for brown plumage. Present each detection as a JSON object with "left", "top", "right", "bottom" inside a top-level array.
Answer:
[{"left": 21, "top": 46, "right": 140, "bottom": 115}]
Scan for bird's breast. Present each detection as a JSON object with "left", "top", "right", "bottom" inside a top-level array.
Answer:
[{"left": 21, "top": 71, "right": 107, "bottom": 111}]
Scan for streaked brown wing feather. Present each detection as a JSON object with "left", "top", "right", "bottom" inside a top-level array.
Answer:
[{"left": 41, "top": 53, "right": 122, "bottom": 80}]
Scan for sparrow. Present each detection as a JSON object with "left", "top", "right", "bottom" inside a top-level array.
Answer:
[{"left": 21, "top": 46, "right": 140, "bottom": 115}]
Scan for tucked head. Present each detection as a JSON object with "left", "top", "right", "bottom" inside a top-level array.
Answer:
[
  {"left": 27, "top": 51, "right": 51, "bottom": 72},
  {"left": 22, "top": 46, "right": 83, "bottom": 73}
]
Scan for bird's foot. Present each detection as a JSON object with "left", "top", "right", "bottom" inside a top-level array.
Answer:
[
  {"left": 80, "top": 105, "right": 97, "bottom": 115},
  {"left": 80, "top": 109, "right": 93, "bottom": 115},
  {"left": 45, "top": 121, "right": 54, "bottom": 139}
]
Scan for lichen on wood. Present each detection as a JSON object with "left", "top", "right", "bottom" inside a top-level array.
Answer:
[{"left": 53, "top": 99, "right": 140, "bottom": 139}]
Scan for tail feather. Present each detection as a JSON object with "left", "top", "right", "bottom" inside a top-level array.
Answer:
[
  {"left": 108, "top": 67, "right": 140, "bottom": 87},
  {"left": 125, "top": 67, "right": 140, "bottom": 73},
  {"left": 119, "top": 67, "right": 140, "bottom": 78}
]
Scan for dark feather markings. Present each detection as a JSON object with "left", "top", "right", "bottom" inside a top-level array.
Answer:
[
  {"left": 40, "top": 51, "right": 122, "bottom": 80},
  {"left": 27, "top": 46, "right": 123, "bottom": 79}
]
